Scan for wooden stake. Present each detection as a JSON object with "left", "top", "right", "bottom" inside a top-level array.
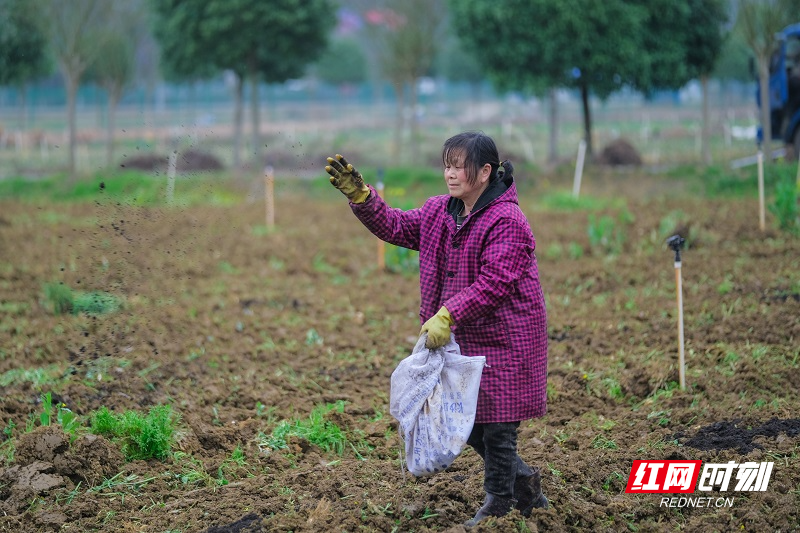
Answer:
[
  {"left": 572, "top": 139, "right": 587, "bottom": 198},
  {"left": 264, "top": 165, "right": 275, "bottom": 228},
  {"left": 376, "top": 181, "right": 385, "bottom": 271},
  {"left": 674, "top": 260, "right": 686, "bottom": 390},
  {"left": 757, "top": 150, "right": 765, "bottom": 231}
]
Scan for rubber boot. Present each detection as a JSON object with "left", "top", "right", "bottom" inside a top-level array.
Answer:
[
  {"left": 464, "top": 493, "right": 517, "bottom": 528},
  {"left": 514, "top": 466, "right": 549, "bottom": 516}
]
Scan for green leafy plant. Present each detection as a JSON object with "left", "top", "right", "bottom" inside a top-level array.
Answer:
[
  {"left": 591, "top": 434, "right": 618, "bottom": 450},
  {"left": 90, "top": 405, "right": 178, "bottom": 461},
  {"left": 44, "top": 282, "right": 123, "bottom": 315},
  {"left": 40, "top": 392, "right": 54, "bottom": 427},
  {"left": 385, "top": 244, "right": 419, "bottom": 274},
  {"left": 587, "top": 214, "right": 626, "bottom": 255},
  {"left": 769, "top": 175, "right": 799, "bottom": 234},
  {"left": 261, "top": 401, "right": 355, "bottom": 455},
  {"left": 44, "top": 283, "right": 74, "bottom": 315}
]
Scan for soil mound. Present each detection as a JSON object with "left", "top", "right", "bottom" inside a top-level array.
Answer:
[
  {"left": 119, "top": 149, "right": 224, "bottom": 172},
  {"left": 596, "top": 138, "right": 642, "bottom": 166},
  {"left": 204, "top": 513, "right": 265, "bottom": 532},
  {"left": 676, "top": 418, "right": 800, "bottom": 454},
  {"left": 119, "top": 153, "right": 168, "bottom": 171},
  {"left": 14, "top": 425, "right": 123, "bottom": 485},
  {"left": 180, "top": 149, "right": 224, "bottom": 172}
]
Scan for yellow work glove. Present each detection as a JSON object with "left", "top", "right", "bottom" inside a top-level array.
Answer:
[
  {"left": 420, "top": 306, "right": 454, "bottom": 349},
  {"left": 325, "top": 153, "right": 370, "bottom": 204}
]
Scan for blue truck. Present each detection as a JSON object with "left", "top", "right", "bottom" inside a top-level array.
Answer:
[{"left": 758, "top": 23, "right": 800, "bottom": 159}]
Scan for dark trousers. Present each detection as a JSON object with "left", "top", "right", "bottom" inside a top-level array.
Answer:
[{"left": 466, "top": 422, "right": 533, "bottom": 498}]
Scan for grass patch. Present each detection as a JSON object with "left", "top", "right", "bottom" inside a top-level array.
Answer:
[
  {"left": 537, "top": 191, "right": 627, "bottom": 212},
  {"left": 0, "top": 364, "right": 64, "bottom": 388},
  {"left": 44, "top": 282, "right": 123, "bottom": 315},
  {"left": 260, "top": 401, "right": 358, "bottom": 456},
  {"left": 90, "top": 405, "right": 178, "bottom": 461},
  {"left": 695, "top": 162, "right": 793, "bottom": 197},
  {"left": 0, "top": 170, "right": 242, "bottom": 206}
]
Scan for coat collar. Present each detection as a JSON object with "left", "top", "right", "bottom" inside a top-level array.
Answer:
[{"left": 446, "top": 172, "right": 515, "bottom": 223}]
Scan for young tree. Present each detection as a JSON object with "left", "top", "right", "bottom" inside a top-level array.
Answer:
[
  {"left": 452, "top": 0, "right": 729, "bottom": 161},
  {"left": 30, "top": 0, "right": 113, "bottom": 177},
  {"left": 684, "top": 0, "right": 728, "bottom": 165},
  {"left": 315, "top": 37, "right": 368, "bottom": 89},
  {"left": 0, "top": 0, "right": 51, "bottom": 130},
  {"left": 451, "top": 0, "right": 646, "bottom": 159},
  {"left": 372, "top": 0, "right": 444, "bottom": 163},
  {"left": 151, "top": 0, "right": 332, "bottom": 168},
  {"left": 630, "top": 0, "right": 727, "bottom": 165},
  {"left": 85, "top": 31, "right": 135, "bottom": 167}
]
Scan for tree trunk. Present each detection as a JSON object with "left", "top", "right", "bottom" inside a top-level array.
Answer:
[
  {"left": 701, "top": 75, "right": 711, "bottom": 166},
  {"left": 250, "top": 74, "right": 261, "bottom": 164},
  {"left": 548, "top": 88, "right": 559, "bottom": 164},
  {"left": 580, "top": 82, "right": 593, "bottom": 158},
  {"left": 106, "top": 86, "right": 120, "bottom": 168},
  {"left": 409, "top": 78, "right": 419, "bottom": 163},
  {"left": 758, "top": 57, "right": 772, "bottom": 162},
  {"left": 232, "top": 73, "right": 244, "bottom": 168},
  {"left": 65, "top": 70, "right": 79, "bottom": 178}
]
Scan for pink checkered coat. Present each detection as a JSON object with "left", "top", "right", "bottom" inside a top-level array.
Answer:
[{"left": 351, "top": 179, "right": 547, "bottom": 423}]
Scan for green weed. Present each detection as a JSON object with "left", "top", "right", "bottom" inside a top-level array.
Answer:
[
  {"left": 385, "top": 244, "right": 419, "bottom": 274},
  {"left": 261, "top": 401, "right": 355, "bottom": 456},
  {"left": 587, "top": 214, "right": 627, "bottom": 255},
  {"left": 218, "top": 261, "right": 238, "bottom": 274},
  {"left": 717, "top": 275, "right": 734, "bottom": 295},
  {"left": 591, "top": 434, "right": 618, "bottom": 450},
  {"left": 0, "top": 364, "right": 62, "bottom": 389},
  {"left": 769, "top": 174, "right": 799, "bottom": 234},
  {"left": 55, "top": 482, "right": 82, "bottom": 505},
  {"left": 538, "top": 191, "right": 624, "bottom": 212},
  {"left": 0, "top": 437, "right": 14, "bottom": 466},
  {"left": 172, "top": 451, "right": 216, "bottom": 486},
  {"left": 90, "top": 405, "right": 178, "bottom": 461},
  {"left": 0, "top": 301, "right": 29, "bottom": 315},
  {"left": 44, "top": 282, "right": 123, "bottom": 315},
  {"left": 305, "top": 328, "right": 324, "bottom": 346},
  {"left": 0, "top": 171, "right": 242, "bottom": 206},
  {"left": 90, "top": 472, "right": 155, "bottom": 497},
  {"left": 602, "top": 378, "right": 624, "bottom": 401},
  {"left": 44, "top": 282, "right": 74, "bottom": 315}
]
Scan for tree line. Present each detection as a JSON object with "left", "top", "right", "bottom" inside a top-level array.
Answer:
[{"left": 0, "top": 0, "right": 797, "bottom": 176}]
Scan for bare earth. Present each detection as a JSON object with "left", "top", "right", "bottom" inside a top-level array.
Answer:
[{"left": 0, "top": 171, "right": 798, "bottom": 532}]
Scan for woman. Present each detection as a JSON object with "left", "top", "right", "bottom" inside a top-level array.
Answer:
[{"left": 325, "top": 131, "right": 549, "bottom": 526}]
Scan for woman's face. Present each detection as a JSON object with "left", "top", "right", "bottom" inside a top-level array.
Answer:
[{"left": 443, "top": 154, "right": 491, "bottom": 208}]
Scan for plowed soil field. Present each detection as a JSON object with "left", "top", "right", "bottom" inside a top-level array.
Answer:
[{"left": 0, "top": 171, "right": 798, "bottom": 532}]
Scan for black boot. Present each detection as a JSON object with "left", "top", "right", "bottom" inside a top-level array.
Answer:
[
  {"left": 464, "top": 493, "right": 517, "bottom": 528},
  {"left": 514, "top": 467, "right": 549, "bottom": 516}
]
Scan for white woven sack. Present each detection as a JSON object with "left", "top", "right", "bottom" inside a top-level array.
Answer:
[{"left": 389, "top": 333, "right": 485, "bottom": 477}]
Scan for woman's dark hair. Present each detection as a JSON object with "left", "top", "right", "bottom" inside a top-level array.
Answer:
[{"left": 442, "top": 131, "right": 512, "bottom": 186}]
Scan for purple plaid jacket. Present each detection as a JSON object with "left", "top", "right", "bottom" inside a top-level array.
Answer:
[{"left": 351, "top": 180, "right": 547, "bottom": 423}]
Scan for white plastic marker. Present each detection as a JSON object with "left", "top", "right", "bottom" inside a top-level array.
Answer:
[
  {"left": 757, "top": 149, "right": 765, "bottom": 232},
  {"left": 264, "top": 165, "right": 275, "bottom": 228},
  {"left": 572, "top": 139, "right": 587, "bottom": 198},
  {"left": 667, "top": 235, "right": 686, "bottom": 390}
]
